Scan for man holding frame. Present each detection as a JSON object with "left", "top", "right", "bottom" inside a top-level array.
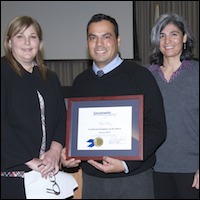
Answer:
[{"left": 61, "top": 13, "right": 166, "bottom": 199}]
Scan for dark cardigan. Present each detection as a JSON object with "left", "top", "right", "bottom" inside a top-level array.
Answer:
[{"left": 1, "top": 57, "right": 66, "bottom": 172}]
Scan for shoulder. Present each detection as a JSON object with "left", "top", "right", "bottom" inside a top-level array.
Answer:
[
  {"left": 123, "top": 60, "right": 151, "bottom": 72},
  {"left": 122, "top": 60, "right": 156, "bottom": 79},
  {"left": 184, "top": 59, "right": 199, "bottom": 75},
  {"left": 42, "top": 68, "right": 62, "bottom": 87},
  {"left": 73, "top": 68, "right": 92, "bottom": 83},
  {"left": 46, "top": 68, "right": 59, "bottom": 79},
  {"left": 1, "top": 57, "right": 15, "bottom": 77},
  {"left": 1, "top": 57, "right": 10, "bottom": 71},
  {"left": 191, "top": 59, "right": 199, "bottom": 69},
  {"left": 190, "top": 60, "right": 199, "bottom": 80}
]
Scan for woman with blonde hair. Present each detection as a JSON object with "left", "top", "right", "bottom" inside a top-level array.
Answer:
[{"left": 1, "top": 16, "right": 66, "bottom": 199}]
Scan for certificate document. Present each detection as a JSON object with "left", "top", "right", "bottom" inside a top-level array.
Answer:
[
  {"left": 77, "top": 106, "right": 132, "bottom": 150},
  {"left": 65, "top": 95, "right": 144, "bottom": 160}
]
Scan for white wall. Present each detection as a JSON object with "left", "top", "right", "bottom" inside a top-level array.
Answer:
[{"left": 1, "top": 1, "right": 134, "bottom": 60}]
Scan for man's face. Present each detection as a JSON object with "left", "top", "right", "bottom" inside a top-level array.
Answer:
[{"left": 87, "top": 20, "right": 120, "bottom": 68}]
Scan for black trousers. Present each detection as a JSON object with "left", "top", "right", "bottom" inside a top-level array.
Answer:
[
  {"left": 153, "top": 172, "right": 199, "bottom": 199},
  {"left": 1, "top": 176, "right": 26, "bottom": 199}
]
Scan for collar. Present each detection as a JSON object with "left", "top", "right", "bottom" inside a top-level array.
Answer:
[{"left": 93, "top": 54, "right": 123, "bottom": 75}]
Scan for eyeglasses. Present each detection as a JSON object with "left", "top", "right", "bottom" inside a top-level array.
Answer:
[{"left": 46, "top": 172, "right": 61, "bottom": 195}]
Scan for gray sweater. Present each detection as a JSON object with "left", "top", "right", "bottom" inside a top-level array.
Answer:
[{"left": 149, "top": 60, "right": 199, "bottom": 173}]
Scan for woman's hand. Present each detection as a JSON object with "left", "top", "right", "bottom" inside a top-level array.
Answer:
[
  {"left": 60, "top": 147, "right": 81, "bottom": 168},
  {"left": 39, "top": 141, "right": 63, "bottom": 178},
  {"left": 192, "top": 169, "right": 199, "bottom": 189}
]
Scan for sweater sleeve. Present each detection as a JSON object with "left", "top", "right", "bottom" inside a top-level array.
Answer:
[{"left": 126, "top": 67, "right": 167, "bottom": 172}]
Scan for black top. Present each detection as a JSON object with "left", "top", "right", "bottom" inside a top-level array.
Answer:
[
  {"left": 72, "top": 60, "right": 167, "bottom": 178},
  {"left": 1, "top": 57, "right": 66, "bottom": 172}
]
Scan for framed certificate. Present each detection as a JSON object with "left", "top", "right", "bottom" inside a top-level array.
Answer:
[{"left": 65, "top": 95, "right": 143, "bottom": 160}]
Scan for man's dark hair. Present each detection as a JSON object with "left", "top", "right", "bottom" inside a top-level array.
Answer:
[{"left": 87, "top": 13, "right": 119, "bottom": 38}]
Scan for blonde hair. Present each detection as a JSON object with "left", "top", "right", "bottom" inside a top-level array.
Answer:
[{"left": 3, "top": 16, "right": 47, "bottom": 79}]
